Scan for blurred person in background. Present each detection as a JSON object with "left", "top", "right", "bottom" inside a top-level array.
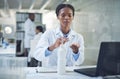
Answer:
[
  {"left": 24, "top": 13, "right": 36, "bottom": 56},
  {"left": 28, "top": 26, "right": 44, "bottom": 67},
  {"left": 34, "top": 26, "right": 44, "bottom": 40}
]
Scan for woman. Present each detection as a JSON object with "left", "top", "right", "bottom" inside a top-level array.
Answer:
[
  {"left": 33, "top": 4, "right": 84, "bottom": 66},
  {"left": 34, "top": 26, "right": 44, "bottom": 40},
  {"left": 27, "top": 26, "right": 43, "bottom": 67}
]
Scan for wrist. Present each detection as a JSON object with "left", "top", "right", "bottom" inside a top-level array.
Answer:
[{"left": 48, "top": 44, "right": 56, "bottom": 51}]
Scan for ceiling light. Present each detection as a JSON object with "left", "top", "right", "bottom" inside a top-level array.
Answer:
[{"left": 66, "top": 0, "right": 69, "bottom": 2}]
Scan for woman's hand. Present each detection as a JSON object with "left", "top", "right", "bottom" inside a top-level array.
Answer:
[
  {"left": 70, "top": 43, "right": 80, "bottom": 54},
  {"left": 48, "top": 37, "right": 68, "bottom": 51}
]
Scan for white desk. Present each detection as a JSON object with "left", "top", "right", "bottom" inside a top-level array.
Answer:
[
  {"left": 24, "top": 66, "right": 103, "bottom": 79},
  {"left": 0, "top": 66, "right": 103, "bottom": 79},
  {"left": 26, "top": 72, "right": 102, "bottom": 79}
]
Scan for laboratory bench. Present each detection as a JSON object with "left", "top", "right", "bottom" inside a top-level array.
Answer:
[{"left": 0, "top": 66, "right": 103, "bottom": 79}]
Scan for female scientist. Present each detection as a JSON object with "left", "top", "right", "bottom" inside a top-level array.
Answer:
[{"left": 33, "top": 4, "right": 84, "bottom": 66}]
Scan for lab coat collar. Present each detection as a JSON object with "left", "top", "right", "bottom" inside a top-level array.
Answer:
[
  {"left": 37, "top": 32, "right": 43, "bottom": 35},
  {"left": 55, "top": 27, "right": 76, "bottom": 39}
]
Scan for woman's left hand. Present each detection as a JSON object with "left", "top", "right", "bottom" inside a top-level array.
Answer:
[{"left": 70, "top": 43, "right": 80, "bottom": 54}]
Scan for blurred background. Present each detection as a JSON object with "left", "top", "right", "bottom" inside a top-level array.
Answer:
[{"left": 0, "top": 0, "right": 120, "bottom": 69}]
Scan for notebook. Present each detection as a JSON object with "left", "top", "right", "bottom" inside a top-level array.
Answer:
[{"left": 74, "top": 42, "right": 120, "bottom": 77}]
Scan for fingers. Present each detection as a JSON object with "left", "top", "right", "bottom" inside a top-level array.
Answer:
[
  {"left": 70, "top": 43, "right": 80, "bottom": 53},
  {"left": 71, "top": 43, "right": 80, "bottom": 48},
  {"left": 54, "top": 38, "right": 62, "bottom": 47},
  {"left": 59, "top": 37, "right": 68, "bottom": 44},
  {"left": 54, "top": 37, "right": 68, "bottom": 48},
  {"left": 62, "top": 37, "right": 68, "bottom": 44}
]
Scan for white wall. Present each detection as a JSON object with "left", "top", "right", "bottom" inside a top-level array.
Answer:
[
  {"left": 0, "top": 10, "right": 16, "bottom": 25},
  {"left": 43, "top": 11, "right": 58, "bottom": 30},
  {"left": 73, "top": 0, "right": 120, "bottom": 65}
]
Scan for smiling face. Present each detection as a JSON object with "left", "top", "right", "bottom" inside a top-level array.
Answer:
[{"left": 57, "top": 7, "right": 74, "bottom": 34}]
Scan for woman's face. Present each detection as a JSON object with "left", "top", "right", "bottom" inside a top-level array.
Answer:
[
  {"left": 57, "top": 7, "right": 74, "bottom": 29},
  {"left": 35, "top": 29, "right": 40, "bottom": 34}
]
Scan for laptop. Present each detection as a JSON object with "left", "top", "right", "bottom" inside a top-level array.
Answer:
[{"left": 74, "top": 42, "right": 120, "bottom": 77}]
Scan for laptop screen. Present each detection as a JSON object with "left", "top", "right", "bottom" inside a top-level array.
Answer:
[{"left": 96, "top": 42, "right": 120, "bottom": 76}]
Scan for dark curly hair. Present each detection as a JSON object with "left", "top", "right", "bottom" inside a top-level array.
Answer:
[
  {"left": 36, "top": 26, "right": 44, "bottom": 33},
  {"left": 55, "top": 4, "right": 75, "bottom": 17}
]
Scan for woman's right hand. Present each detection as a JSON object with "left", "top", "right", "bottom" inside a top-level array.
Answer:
[{"left": 48, "top": 37, "right": 68, "bottom": 51}]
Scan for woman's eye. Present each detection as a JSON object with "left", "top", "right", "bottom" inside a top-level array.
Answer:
[
  {"left": 68, "top": 15, "right": 72, "bottom": 17},
  {"left": 60, "top": 14, "right": 73, "bottom": 18},
  {"left": 61, "top": 14, "right": 65, "bottom": 17},
  {"left": 68, "top": 14, "right": 73, "bottom": 17}
]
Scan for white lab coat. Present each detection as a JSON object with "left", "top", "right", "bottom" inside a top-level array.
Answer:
[
  {"left": 33, "top": 27, "right": 84, "bottom": 66},
  {"left": 28, "top": 32, "right": 43, "bottom": 62},
  {"left": 33, "top": 32, "right": 43, "bottom": 40},
  {"left": 24, "top": 18, "right": 35, "bottom": 48}
]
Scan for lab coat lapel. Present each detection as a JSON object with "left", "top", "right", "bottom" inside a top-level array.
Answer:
[
  {"left": 55, "top": 27, "right": 76, "bottom": 38},
  {"left": 55, "top": 27, "right": 63, "bottom": 38},
  {"left": 67, "top": 30, "right": 76, "bottom": 41}
]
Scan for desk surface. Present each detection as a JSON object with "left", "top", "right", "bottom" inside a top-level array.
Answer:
[
  {"left": 24, "top": 66, "right": 103, "bottom": 79},
  {"left": 26, "top": 72, "right": 102, "bottom": 79},
  {"left": 0, "top": 66, "right": 103, "bottom": 79}
]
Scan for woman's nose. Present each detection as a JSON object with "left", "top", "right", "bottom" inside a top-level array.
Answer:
[{"left": 64, "top": 15, "right": 69, "bottom": 19}]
